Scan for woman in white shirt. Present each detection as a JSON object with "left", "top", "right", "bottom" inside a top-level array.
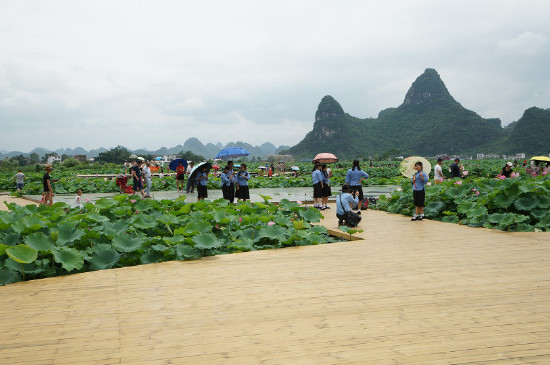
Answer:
[
  {"left": 434, "top": 158, "right": 444, "bottom": 184},
  {"left": 142, "top": 162, "right": 152, "bottom": 198}
]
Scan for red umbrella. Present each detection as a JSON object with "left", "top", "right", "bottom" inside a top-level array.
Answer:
[{"left": 313, "top": 153, "right": 338, "bottom": 164}]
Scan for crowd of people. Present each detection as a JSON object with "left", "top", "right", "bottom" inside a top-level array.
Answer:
[{"left": 11, "top": 156, "right": 550, "bottom": 227}]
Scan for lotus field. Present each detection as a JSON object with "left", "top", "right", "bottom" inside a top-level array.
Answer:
[{"left": 0, "top": 195, "right": 339, "bottom": 286}]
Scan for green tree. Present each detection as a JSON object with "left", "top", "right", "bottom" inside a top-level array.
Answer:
[
  {"left": 97, "top": 146, "right": 131, "bottom": 164},
  {"left": 29, "top": 153, "right": 40, "bottom": 164},
  {"left": 176, "top": 150, "right": 205, "bottom": 162}
]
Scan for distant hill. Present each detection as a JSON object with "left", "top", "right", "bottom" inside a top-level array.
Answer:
[
  {"left": 0, "top": 139, "right": 287, "bottom": 160},
  {"left": 287, "top": 68, "right": 548, "bottom": 158}
]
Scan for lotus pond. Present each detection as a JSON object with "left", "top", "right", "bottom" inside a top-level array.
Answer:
[{"left": 0, "top": 195, "right": 342, "bottom": 286}]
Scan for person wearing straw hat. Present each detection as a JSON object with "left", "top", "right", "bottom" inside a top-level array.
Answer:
[
  {"left": 411, "top": 161, "right": 429, "bottom": 221},
  {"left": 41, "top": 164, "right": 55, "bottom": 206}
]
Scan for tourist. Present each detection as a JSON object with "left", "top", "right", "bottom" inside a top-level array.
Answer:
[
  {"left": 345, "top": 160, "right": 369, "bottom": 201},
  {"left": 336, "top": 184, "right": 361, "bottom": 227},
  {"left": 312, "top": 162, "right": 323, "bottom": 209},
  {"left": 321, "top": 164, "right": 331, "bottom": 210},
  {"left": 13, "top": 169, "right": 25, "bottom": 193},
  {"left": 143, "top": 162, "right": 153, "bottom": 198},
  {"left": 513, "top": 159, "right": 518, "bottom": 168},
  {"left": 41, "top": 164, "right": 54, "bottom": 206},
  {"left": 176, "top": 161, "right": 186, "bottom": 192},
  {"left": 411, "top": 161, "right": 429, "bottom": 221},
  {"left": 220, "top": 166, "right": 232, "bottom": 201},
  {"left": 226, "top": 161, "right": 236, "bottom": 203},
  {"left": 73, "top": 189, "right": 83, "bottom": 209},
  {"left": 196, "top": 166, "right": 209, "bottom": 201},
  {"left": 236, "top": 163, "right": 251, "bottom": 202},
  {"left": 131, "top": 160, "right": 145, "bottom": 197},
  {"left": 185, "top": 162, "right": 195, "bottom": 193},
  {"left": 499, "top": 162, "right": 513, "bottom": 178},
  {"left": 450, "top": 158, "right": 461, "bottom": 178},
  {"left": 434, "top": 158, "right": 445, "bottom": 184}
]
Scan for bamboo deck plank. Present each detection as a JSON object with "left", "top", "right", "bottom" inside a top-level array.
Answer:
[{"left": 1, "top": 204, "right": 550, "bottom": 364}]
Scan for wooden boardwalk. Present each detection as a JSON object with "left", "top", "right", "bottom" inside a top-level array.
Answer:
[{"left": 1, "top": 204, "right": 550, "bottom": 364}]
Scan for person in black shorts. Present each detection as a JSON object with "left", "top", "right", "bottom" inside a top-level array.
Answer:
[
  {"left": 196, "top": 166, "right": 209, "bottom": 200},
  {"left": 41, "top": 164, "right": 54, "bottom": 206},
  {"left": 131, "top": 160, "right": 145, "bottom": 197},
  {"left": 411, "top": 161, "right": 429, "bottom": 221}
]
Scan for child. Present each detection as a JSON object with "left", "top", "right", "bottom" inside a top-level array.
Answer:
[
  {"left": 196, "top": 166, "right": 209, "bottom": 201},
  {"left": 73, "top": 189, "right": 83, "bottom": 209},
  {"left": 411, "top": 161, "right": 429, "bottom": 221},
  {"left": 13, "top": 169, "right": 25, "bottom": 193},
  {"left": 236, "top": 164, "right": 251, "bottom": 202},
  {"left": 176, "top": 162, "right": 186, "bottom": 192},
  {"left": 220, "top": 166, "right": 232, "bottom": 201},
  {"left": 41, "top": 164, "right": 54, "bottom": 206}
]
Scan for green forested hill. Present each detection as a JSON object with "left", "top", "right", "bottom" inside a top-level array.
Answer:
[{"left": 287, "top": 68, "right": 547, "bottom": 158}]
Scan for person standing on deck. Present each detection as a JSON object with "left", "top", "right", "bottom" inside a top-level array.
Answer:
[{"left": 345, "top": 160, "right": 369, "bottom": 201}]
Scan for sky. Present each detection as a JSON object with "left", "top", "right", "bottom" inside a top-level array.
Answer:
[{"left": 1, "top": 0, "right": 549, "bottom": 152}]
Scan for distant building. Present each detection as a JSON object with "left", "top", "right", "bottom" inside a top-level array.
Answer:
[
  {"left": 47, "top": 156, "right": 62, "bottom": 164},
  {"left": 476, "top": 153, "right": 485, "bottom": 159},
  {"left": 485, "top": 153, "right": 500, "bottom": 159},
  {"left": 514, "top": 153, "right": 526, "bottom": 160},
  {"left": 73, "top": 155, "right": 87, "bottom": 162}
]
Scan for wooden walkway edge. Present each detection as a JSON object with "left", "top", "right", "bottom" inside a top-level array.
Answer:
[{"left": 1, "top": 203, "right": 550, "bottom": 364}]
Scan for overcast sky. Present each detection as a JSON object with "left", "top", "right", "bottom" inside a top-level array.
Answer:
[{"left": 1, "top": 0, "right": 549, "bottom": 152}]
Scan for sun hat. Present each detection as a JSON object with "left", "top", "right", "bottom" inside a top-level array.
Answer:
[
  {"left": 44, "top": 164, "right": 54, "bottom": 170},
  {"left": 506, "top": 162, "right": 513, "bottom": 167}
]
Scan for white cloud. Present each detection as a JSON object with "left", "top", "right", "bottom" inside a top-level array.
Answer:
[
  {"left": 0, "top": 0, "right": 549, "bottom": 151},
  {"left": 497, "top": 32, "right": 548, "bottom": 55}
]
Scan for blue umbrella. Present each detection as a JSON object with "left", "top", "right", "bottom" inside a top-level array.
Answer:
[
  {"left": 215, "top": 147, "right": 250, "bottom": 160},
  {"left": 154, "top": 157, "right": 163, "bottom": 160},
  {"left": 169, "top": 159, "right": 188, "bottom": 172}
]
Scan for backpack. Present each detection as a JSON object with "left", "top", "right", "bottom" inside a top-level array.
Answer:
[{"left": 360, "top": 198, "right": 369, "bottom": 210}]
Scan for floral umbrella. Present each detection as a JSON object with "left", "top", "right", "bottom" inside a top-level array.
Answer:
[{"left": 399, "top": 156, "right": 432, "bottom": 178}]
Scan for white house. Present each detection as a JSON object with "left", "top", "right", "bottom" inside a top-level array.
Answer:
[{"left": 47, "top": 156, "right": 62, "bottom": 164}]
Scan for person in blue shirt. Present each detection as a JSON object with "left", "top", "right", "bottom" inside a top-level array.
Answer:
[
  {"left": 345, "top": 160, "right": 369, "bottom": 201},
  {"left": 321, "top": 164, "right": 332, "bottom": 210},
  {"left": 411, "top": 161, "right": 429, "bottom": 221},
  {"left": 311, "top": 162, "right": 324, "bottom": 209},
  {"left": 220, "top": 166, "right": 232, "bottom": 202},
  {"left": 336, "top": 184, "right": 360, "bottom": 227},
  {"left": 195, "top": 166, "right": 209, "bottom": 201},
  {"left": 226, "top": 160, "right": 237, "bottom": 203},
  {"left": 235, "top": 163, "right": 251, "bottom": 202}
]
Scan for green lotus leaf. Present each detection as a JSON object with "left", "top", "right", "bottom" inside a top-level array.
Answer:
[
  {"left": 0, "top": 243, "right": 9, "bottom": 255},
  {"left": 158, "top": 213, "right": 181, "bottom": 226},
  {"left": 55, "top": 224, "right": 85, "bottom": 245},
  {"left": 6, "top": 244, "right": 38, "bottom": 264},
  {"left": 129, "top": 215, "right": 157, "bottom": 230},
  {"left": 491, "top": 193, "right": 515, "bottom": 209},
  {"left": 182, "top": 221, "right": 212, "bottom": 236},
  {"left": 530, "top": 209, "right": 549, "bottom": 219},
  {"left": 86, "top": 212, "right": 110, "bottom": 223},
  {"left": 94, "top": 198, "right": 118, "bottom": 210},
  {"left": 53, "top": 247, "right": 85, "bottom": 272},
  {"left": 257, "top": 225, "right": 287, "bottom": 239},
  {"left": 466, "top": 206, "right": 487, "bottom": 218},
  {"left": 299, "top": 208, "right": 322, "bottom": 222},
  {"left": 229, "top": 238, "right": 255, "bottom": 251},
  {"left": 308, "top": 225, "right": 328, "bottom": 234},
  {"left": 102, "top": 221, "right": 129, "bottom": 239},
  {"left": 424, "top": 201, "right": 445, "bottom": 217},
  {"left": 534, "top": 216, "right": 550, "bottom": 229},
  {"left": 192, "top": 233, "right": 224, "bottom": 250},
  {"left": 537, "top": 195, "right": 550, "bottom": 209},
  {"left": 514, "top": 196, "right": 538, "bottom": 211},
  {"left": 514, "top": 223, "right": 534, "bottom": 232},
  {"left": 112, "top": 235, "right": 145, "bottom": 252},
  {"left": 88, "top": 248, "right": 120, "bottom": 271},
  {"left": 163, "top": 235, "right": 186, "bottom": 246},
  {"left": 441, "top": 216, "right": 459, "bottom": 223},
  {"left": 24, "top": 232, "right": 56, "bottom": 252},
  {"left": 134, "top": 200, "right": 153, "bottom": 212},
  {"left": 140, "top": 250, "right": 163, "bottom": 264},
  {"left": 0, "top": 268, "right": 21, "bottom": 285},
  {"left": 487, "top": 213, "right": 507, "bottom": 224},
  {"left": 175, "top": 244, "right": 201, "bottom": 259}
]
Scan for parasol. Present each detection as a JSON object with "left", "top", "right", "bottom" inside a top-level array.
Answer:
[
  {"left": 215, "top": 147, "right": 250, "bottom": 160},
  {"left": 168, "top": 159, "right": 188, "bottom": 172},
  {"left": 291, "top": 166, "right": 300, "bottom": 171},
  {"left": 313, "top": 153, "right": 338, "bottom": 164},
  {"left": 399, "top": 156, "right": 432, "bottom": 178},
  {"left": 189, "top": 161, "right": 213, "bottom": 181},
  {"left": 129, "top": 154, "right": 138, "bottom": 159},
  {"left": 530, "top": 156, "right": 550, "bottom": 162}
]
